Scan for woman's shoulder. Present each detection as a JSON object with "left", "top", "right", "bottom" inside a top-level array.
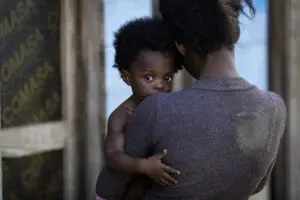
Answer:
[
  {"left": 266, "top": 91, "right": 287, "bottom": 133},
  {"left": 138, "top": 92, "right": 170, "bottom": 109},
  {"left": 259, "top": 90, "right": 286, "bottom": 115},
  {"left": 266, "top": 91, "right": 286, "bottom": 108},
  {"left": 248, "top": 87, "right": 286, "bottom": 111},
  {"left": 248, "top": 89, "right": 287, "bottom": 136}
]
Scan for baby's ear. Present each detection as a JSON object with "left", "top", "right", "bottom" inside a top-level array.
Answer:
[{"left": 121, "top": 70, "right": 131, "bottom": 86}]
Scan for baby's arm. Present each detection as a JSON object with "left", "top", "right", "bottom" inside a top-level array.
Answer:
[
  {"left": 104, "top": 110, "right": 142, "bottom": 173},
  {"left": 104, "top": 109, "right": 180, "bottom": 185}
]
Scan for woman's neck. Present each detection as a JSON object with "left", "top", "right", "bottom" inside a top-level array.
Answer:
[{"left": 199, "top": 48, "right": 239, "bottom": 80}]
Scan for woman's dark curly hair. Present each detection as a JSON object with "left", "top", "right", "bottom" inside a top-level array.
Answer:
[
  {"left": 159, "top": 0, "right": 256, "bottom": 56},
  {"left": 113, "top": 17, "right": 183, "bottom": 72}
]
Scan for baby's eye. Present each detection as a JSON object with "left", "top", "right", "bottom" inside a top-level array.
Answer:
[
  {"left": 165, "top": 76, "right": 173, "bottom": 82},
  {"left": 144, "top": 75, "right": 153, "bottom": 81}
]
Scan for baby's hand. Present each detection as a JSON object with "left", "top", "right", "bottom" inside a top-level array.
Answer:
[{"left": 140, "top": 149, "right": 180, "bottom": 186}]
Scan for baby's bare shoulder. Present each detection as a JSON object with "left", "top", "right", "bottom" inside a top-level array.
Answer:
[
  {"left": 109, "top": 106, "right": 128, "bottom": 126},
  {"left": 108, "top": 101, "right": 135, "bottom": 132}
]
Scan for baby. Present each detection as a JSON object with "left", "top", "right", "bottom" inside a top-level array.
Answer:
[{"left": 96, "top": 17, "right": 182, "bottom": 200}]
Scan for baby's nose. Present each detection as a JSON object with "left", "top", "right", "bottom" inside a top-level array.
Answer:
[{"left": 154, "top": 82, "right": 164, "bottom": 91}]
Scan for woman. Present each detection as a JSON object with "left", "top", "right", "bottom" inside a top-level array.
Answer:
[{"left": 96, "top": 0, "right": 287, "bottom": 199}]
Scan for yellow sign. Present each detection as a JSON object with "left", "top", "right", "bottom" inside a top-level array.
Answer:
[{"left": 1, "top": 0, "right": 63, "bottom": 199}]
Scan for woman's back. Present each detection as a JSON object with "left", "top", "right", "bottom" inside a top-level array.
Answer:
[{"left": 143, "top": 77, "right": 286, "bottom": 200}]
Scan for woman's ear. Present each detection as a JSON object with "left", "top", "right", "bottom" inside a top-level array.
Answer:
[
  {"left": 121, "top": 70, "right": 131, "bottom": 86},
  {"left": 175, "top": 41, "right": 186, "bottom": 56}
]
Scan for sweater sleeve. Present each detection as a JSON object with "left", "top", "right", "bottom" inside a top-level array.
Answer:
[{"left": 253, "top": 94, "right": 287, "bottom": 194}]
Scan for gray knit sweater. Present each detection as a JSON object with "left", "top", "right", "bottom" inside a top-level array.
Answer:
[{"left": 96, "top": 77, "right": 286, "bottom": 200}]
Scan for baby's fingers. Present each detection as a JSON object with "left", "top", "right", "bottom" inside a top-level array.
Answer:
[
  {"left": 155, "top": 178, "right": 169, "bottom": 186},
  {"left": 163, "top": 172, "right": 177, "bottom": 184},
  {"left": 164, "top": 165, "right": 180, "bottom": 175}
]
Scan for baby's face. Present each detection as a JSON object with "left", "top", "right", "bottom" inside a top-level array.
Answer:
[{"left": 129, "top": 51, "right": 176, "bottom": 99}]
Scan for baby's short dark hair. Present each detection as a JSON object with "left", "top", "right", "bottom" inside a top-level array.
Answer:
[{"left": 113, "top": 17, "right": 183, "bottom": 72}]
